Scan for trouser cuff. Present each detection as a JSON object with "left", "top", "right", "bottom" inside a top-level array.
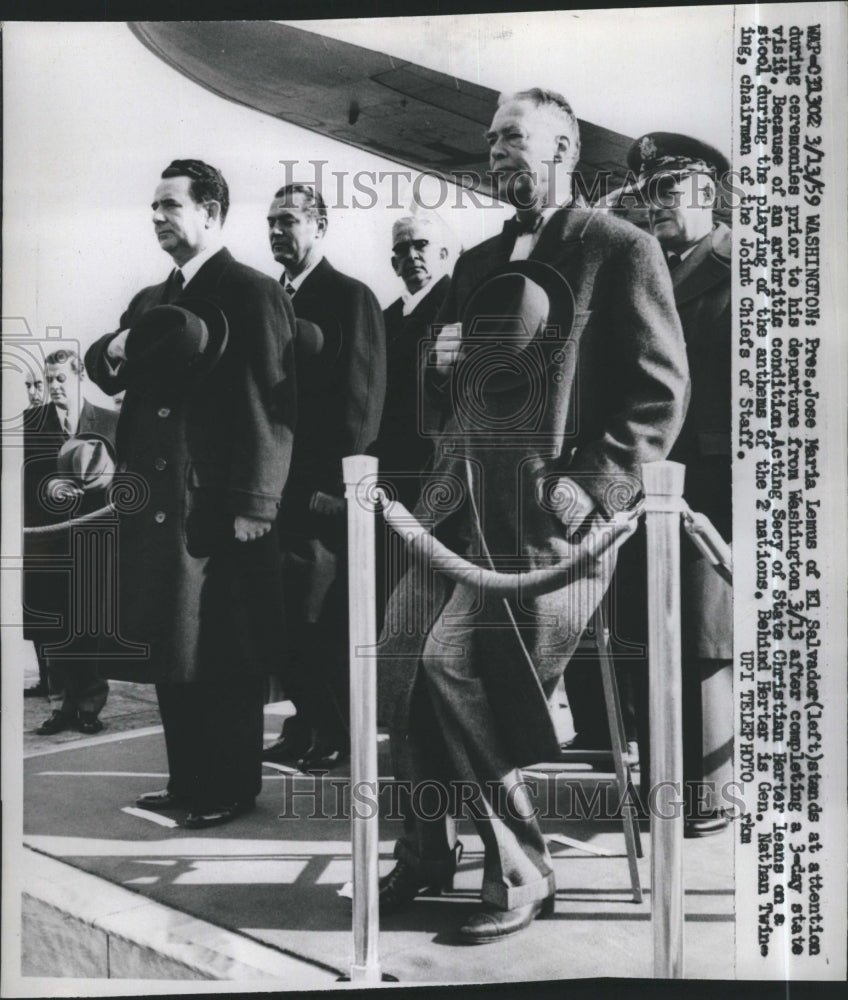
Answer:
[{"left": 481, "top": 869, "right": 556, "bottom": 910}]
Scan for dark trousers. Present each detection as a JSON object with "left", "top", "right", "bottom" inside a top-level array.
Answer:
[
  {"left": 156, "top": 677, "right": 264, "bottom": 809},
  {"left": 46, "top": 655, "right": 109, "bottom": 716},
  {"left": 279, "top": 533, "right": 349, "bottom": 748}
]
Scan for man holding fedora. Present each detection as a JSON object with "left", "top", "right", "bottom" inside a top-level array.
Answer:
[
  {"left": 86, "top": 159, "right": 297, "bottom": 829},
  {"left": 23, "top": 348, "right": 116, "bottom": 725},
  {"left": 377, "top": 88, "right": 689, "bottom": 942}
]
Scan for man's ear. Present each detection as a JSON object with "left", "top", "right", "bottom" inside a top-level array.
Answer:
[
  {"left": 315, "top": 215, "right": 329, "bottom": 239},
  {"left": 204, "top": 201, "right": 222, "bottom": 226},
  {"left": 553, "top": 134, "right": 570, "bottom": 165},
  {"left": 439, "top": 247, "right": 449, "bottom": 261},
  {"left": 391, "top": 255, "right": 402, "bottom": 276},
  {"left": 698, "top": 176, "right": 716, "bottom": 209}
]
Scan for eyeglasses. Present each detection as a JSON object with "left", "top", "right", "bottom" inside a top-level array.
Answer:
[{"left": 392, "top": 238, "right": 431, "bottom": 257}]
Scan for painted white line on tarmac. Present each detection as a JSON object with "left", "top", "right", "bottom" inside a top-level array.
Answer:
[
  {"left": 121, "top": 806, "right": 179, "bottom": 828},
  {"left": 25, "top": 724, "right": 164, "bottom": 758},
  {"left": 37, "top": 771, "right": 169, "bottom": 777}
]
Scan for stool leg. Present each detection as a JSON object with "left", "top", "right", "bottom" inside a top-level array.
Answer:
[{"left": 594, "top": 606, "right": 643, "bottom": 902}]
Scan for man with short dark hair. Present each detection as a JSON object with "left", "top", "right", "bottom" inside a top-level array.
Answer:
[
  {"left": 262, "top": 182, "right": 385, "bottom": 771},
  {"left": 86, "top": 159, "right": 297, "bottom": 828},
  {"left": 23, "top": 348, "right": 116, "bottom": 722},
  {"left": 377, "top": 89, "right": 689, "bottom": 942}
]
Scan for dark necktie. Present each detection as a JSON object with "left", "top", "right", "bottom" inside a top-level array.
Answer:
[
  {"left": 666, "top": 252, "right": 683, "bottom": 272},
  {"left": 165, "top": 269, "right": 185, "bottom": 303},
  {"left": 282, "top": 278, "right": 296, "bottom": 298}
]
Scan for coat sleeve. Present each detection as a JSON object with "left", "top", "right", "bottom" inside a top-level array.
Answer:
[
  {"left": 324, "top": 281, "right": 386, "bottom": 495},
  {"left": 227, "top": 278, "right": 297, "bottom": 522},
  {"left": 84, "top": 292, "right": 146, "bottom": 394},
  {"left": 567, "top": 229, "right": 690, "bottom": 516}
]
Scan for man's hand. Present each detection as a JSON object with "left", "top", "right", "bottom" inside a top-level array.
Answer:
[
  {"left": 106, "top": 329, "right": 130, "bottom": 362},
  {"left": 234, "top": 515, "right": 272, "bottom": 542},
  {"left": 549, "top": 476, "right": 596, "bottom": 541},
  {"left": 309, "top": 490, "right": 345, "bottom": 517}
]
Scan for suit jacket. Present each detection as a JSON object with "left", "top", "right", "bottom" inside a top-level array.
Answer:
[
  {"left": 669, "top": 223, "right": 732, "bottom": 658},
  {"left": 279, "top": 256, "right": 386, "bottom": 540},
  {"left": 86, "top": 247, "right": 297, "bottom": 683},
  {"left": 374, "top": 275, "right": 449, "bottom": 508},
  {"left": 22, "top": 400, "right": 119, "bottom": 646},
  {"left": 379, "top": 207, "right": 689, "bottom": 767}
]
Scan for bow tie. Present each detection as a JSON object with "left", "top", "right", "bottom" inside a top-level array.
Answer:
[{"left": 503, "top": 214, "right": 544, "bottom": 239}]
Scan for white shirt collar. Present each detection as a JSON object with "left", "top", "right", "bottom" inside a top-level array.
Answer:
[
  {"left": 177, "top": 243, "right": 221, "bottom": 286},
  {"left": 286, "top": 253, "right": 324, "bottom": 292},
  {"left": 401, "top": 279, "right": 437, "bottom": 317},
  {"left": 509, "top": 204, "right": 566, "bottom": 262}
]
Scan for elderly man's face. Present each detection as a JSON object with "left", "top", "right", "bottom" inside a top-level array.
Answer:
[
  {"left": 25, "top": 374, "right": 44, "bottom": 407},
  {"left": 486, "top": 99, "right": 564, "bottom": 211},
  {"left": 391, "top": 220, "right": 446, "bottom": 295},
  {"left": 647, "top": 172, "right": 715, "bottom": 252},
  {"left": 46, "top": 360, "right": 82, "bottom": 413},
  {"left": 267, "top": 193, "right": 327, "bottom": 276}
]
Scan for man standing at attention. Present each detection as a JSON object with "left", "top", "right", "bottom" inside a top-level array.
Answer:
[
  {"left": 23, "top": 349, "right": 116, "bottom": 722},
  {"left": 86, "top": 159, "right": 296, "bottom": 829},
  {"left": 374, "top": 210, "right": 452, "bottom": 509},
  {"left": 378, "top": 89, "right": 689, "bottom": 942},
  {"left": 623, "top": 132, "right": 733, "bottom": 836},
  {"left": 262, "top": 183, "right": 385, "bottom": 771}
]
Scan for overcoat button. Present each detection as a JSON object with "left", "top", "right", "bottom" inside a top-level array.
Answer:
[
  {"left": 157, "top": 407, "right": 171, "bottom": 418},
  {"left": 154, "top": 458, "right": 167, "bottom": 471},
  {"left": 154, "top": 511, "right": 166, "bottom": 524}
]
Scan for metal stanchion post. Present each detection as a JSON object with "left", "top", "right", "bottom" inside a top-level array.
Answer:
[
  {"left": 342, "top": 454, "right": 382, "bottom": 984},
  {"left": 642, "top": 460, "right": 685, "bottom": 979}
]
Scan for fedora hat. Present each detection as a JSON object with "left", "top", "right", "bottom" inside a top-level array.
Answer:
[
  {"left": 125, "top": 297, "right": 228, "bottom": 397},
  {"left": 56, "top": 435, "right": 116, "bottom": 492},
  {"left": 457, "top": 260, "right": 575, "bottom": 392}
]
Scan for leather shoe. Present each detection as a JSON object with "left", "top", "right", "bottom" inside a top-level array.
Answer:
[
  {"left": 184, "top": 799, "right": 256, "bottom": 829},
  {"left": 685, "top": 810, "right": 731, "bottom": 838},
  {"left": 378, "top": 859, "right": 452, "bottom": 915},
  {"left": 297, "top": 738, "right": 349, "bottom": 773},
  {"left": 457, "top": 894, "right": 555, "bottom": 944},
  {"left": 36, "top": 710, "right": 74, "bottom": 735},
  {"left": 262, "top": 730, "right": 311, "bottom": 765},
  {"left": 24, "top": 680, "right": 48, "bottom": 698},
  {"left": 136, "top": 789, "right": 188, "bottom": 811},
  {"left": 77, "top": 712, "right": 103, "bottom": 735}
]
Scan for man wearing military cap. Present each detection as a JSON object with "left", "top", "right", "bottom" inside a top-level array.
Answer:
[
  {"left": 607, "top": 132, "right": 733, "bottom": 837},
  {"left": 86, "top": 159, "right": 297, "bottom": 829}
]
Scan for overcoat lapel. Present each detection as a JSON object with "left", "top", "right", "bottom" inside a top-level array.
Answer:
[{"left": 673, "top": 224, "right": 731, "bottom": 306}]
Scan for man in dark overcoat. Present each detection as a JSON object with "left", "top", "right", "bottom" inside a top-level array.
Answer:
[
  {"left": 377, "top": 89, "right": 689, "bottom": 943},
  {"left": 617, "top": 133, "right": 733, "bottom": 836},
  {"left": 262, "top": 184, "right": 386, "bottom": 771},
  {"left": 86, "top": 159, "right": 297, "bottom": 829},
  {"left": 23, "top": 349, "right": 116, "bottom": 729},
  {"left": 374, "top": 211, "right": 452, "bottom": 509}
]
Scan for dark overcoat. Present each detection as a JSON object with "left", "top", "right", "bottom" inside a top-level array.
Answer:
[
  {"left": 667, "top": 223, "right": 732, "bottom": 659},
  {"left": 23, "top": 400, "right": 119, "bottom": 651},
  {"left": 85, "top": 247, "right": 297, "bottom": 684},
  {"left": 379, "top": 207, "right": 690, "bottom": 766},
  {"left": 374, "top": 274, "right": 449, "bottom": 508},
  {"left": 279, "top": 257, "right": 385, "bottom": 536}
]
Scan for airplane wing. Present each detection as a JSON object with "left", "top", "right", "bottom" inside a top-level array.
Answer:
[{"left": 129, "top": 20, "right": 634, "bottom": 199}]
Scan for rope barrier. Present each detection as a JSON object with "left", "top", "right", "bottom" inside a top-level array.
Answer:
[{"left": 22, "top": 504, "right": 117, "bottom": 536}]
